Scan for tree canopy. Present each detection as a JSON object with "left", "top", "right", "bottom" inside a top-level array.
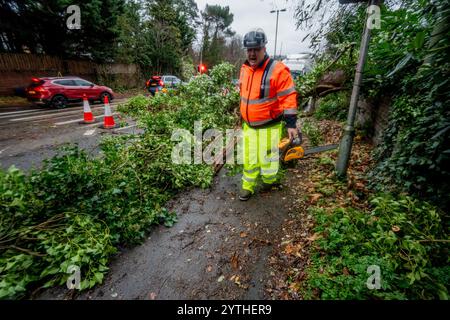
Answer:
[
  {"left": 200, "top": 4, "right": 236, "bottom": 67},
  {"left": 0, "top": 1, "right": 246, "bottom": 76},
  {"left": 0, "top": 0, "right": 125, "bottom": 62}
]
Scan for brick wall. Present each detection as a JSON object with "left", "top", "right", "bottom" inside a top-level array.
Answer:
[
  {"left": 356, "top": 95, "right": 392, "bottom": 145},
  {"left": 372, "top": 97, "right": 391, "bottom": 145},
  {"left": 0, "top": 53, "right": 142, "bottom": 96}
]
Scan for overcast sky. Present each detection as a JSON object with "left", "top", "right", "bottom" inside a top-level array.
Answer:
[{"left": 194, "top": 0, "right": 312, "bottom": 56}]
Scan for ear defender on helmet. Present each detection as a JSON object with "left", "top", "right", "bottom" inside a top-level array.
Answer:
[{"left": 243, "top": 28, "right": 268, "bottom": 49}]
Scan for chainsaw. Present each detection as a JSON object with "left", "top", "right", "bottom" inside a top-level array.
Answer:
[{"left": 278, "top": 129, "right": 339, "bottom": 162}]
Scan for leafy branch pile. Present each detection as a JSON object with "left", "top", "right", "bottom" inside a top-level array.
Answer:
[
  {"left": 294, "top": 51, "right": 355, "bottom": 105},
  {"left": 0, "top": 63, "right": 239, "bottom": 299},
  {"left": 304, "top": 193, "right": 449, "bottom": 300}
]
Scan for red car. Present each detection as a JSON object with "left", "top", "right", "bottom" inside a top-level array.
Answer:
[{"left": 26, "top": 76, "right": 114, "bottom": 108}]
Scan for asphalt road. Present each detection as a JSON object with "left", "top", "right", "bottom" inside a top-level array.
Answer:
[{"left": 0, "top": 98, "right": 138, "bottom": 171}]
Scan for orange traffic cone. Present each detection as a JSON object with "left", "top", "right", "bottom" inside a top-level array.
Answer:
[
  {"left": 100, "top": 95, "right": 117, "bottom": 129},
  {"left": 79, "top": 94, "right": 95, "bottom": 124}
]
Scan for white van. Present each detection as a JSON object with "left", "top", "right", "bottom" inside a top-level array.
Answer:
[{"left": 282, "top": 53, "right": 313, "bottom": 80}]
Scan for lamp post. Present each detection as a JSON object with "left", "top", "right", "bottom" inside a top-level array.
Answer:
[
  {"left": 270, "top": 8, "right": 286, "bottom": 59},
  {"left": 336, "top": 0, "right": 380, "bottom": 177}
]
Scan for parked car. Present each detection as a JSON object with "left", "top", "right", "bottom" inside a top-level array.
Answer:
[
  {"left": 146, "top": 75, "right": 182, "bottom": 96},
  {"left": 25, "top": 76, "right": 114, "bottom": 108}
]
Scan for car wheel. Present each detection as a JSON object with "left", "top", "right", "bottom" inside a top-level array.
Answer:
[
  {"left": 51, "top": 95, "right": 68, "bottom": 109},
  {"left": 100, "top": 92, "right": 112, "bottom": 103}
]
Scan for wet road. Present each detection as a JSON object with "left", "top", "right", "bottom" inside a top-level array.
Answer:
[{"left": 0, "top": 99, "right": 137, "bottom": 171}]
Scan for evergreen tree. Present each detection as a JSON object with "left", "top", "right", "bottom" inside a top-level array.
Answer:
[
  {"left": 200, "top": 4, "right": 235, "bottom": 67},
  {"left": 0, "top": 0, "right": 125, "bottom": 62}
]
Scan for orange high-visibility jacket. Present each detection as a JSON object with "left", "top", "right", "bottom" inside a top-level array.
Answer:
[{"left": 239, "top": 56, "right": 298, "bottom": 128}]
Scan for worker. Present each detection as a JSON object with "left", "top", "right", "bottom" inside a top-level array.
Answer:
[{"left": 238, "top": 28, "right": 299, "bottom": 201}]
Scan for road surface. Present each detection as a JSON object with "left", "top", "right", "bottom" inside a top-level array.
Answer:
[{"left": 0, "top": 99, "right": 137, "bottom": 171}]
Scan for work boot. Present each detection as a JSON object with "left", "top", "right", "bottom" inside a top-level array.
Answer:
[
  {"left": 260, "top": 182, "right": 280, "bottom": 192},
  {"left": 239, "top": 188, "right": 252, "bottom": 201}
]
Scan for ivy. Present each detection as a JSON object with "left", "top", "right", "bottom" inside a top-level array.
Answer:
[
  {"left": 366, "top": 2, "right": 450, "bottom": 210},
  {"left": 298, "top": 1, "right": 450, "bottom": 210},
  {"left": 303, "top": 194, "right": 449, "bottom": 300}
]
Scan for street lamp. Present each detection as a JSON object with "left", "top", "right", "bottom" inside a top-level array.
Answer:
[
  {"left": 335, "top": 0, "right": 380, "bottom": 177},
  {"left": 270, "top": 8, "right": 287, "bottom": 59}
]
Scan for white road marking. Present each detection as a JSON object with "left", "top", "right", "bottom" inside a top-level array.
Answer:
[
  {"left": 1, "top": 100, "right": 123, "bottom": 120},
  {"left": 83, "top": 122, "right": 104, "bottom": 128},
  {"left": 8, "top": 105, "right": 116, "bottom": 122},
  {"left": 0, "top": 100, "right": 125, "bottom": 117},
  {"left": 8, "top": 110, "right": 87, "bottom": 122},
  {"left": 30, "top": 111, "right": 104, "bottom": 123},
  {"left": 0, "top": 146, "right": 11, "bottom": 154},
  {"left": 0, "top": 109, "right": 58, "bottom": 120},
  {"left": 56, "top": 117, "right": 101, "bottom": 126},
  {"left": 83, "top": 129, "right": 97, "bottom": 136},
  {"left": 0, "top": 100, "right": 126, "bottom": 129},
  {"left": 55, "top": 112, "right": 118, "bottom": 125},
  {"left": 0, "top": 109, "right": 43, "bottom": 116}
]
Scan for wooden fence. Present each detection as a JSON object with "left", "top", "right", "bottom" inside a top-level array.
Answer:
[{"left": 0, "top": 53, "right": 142, "bottom": 96}]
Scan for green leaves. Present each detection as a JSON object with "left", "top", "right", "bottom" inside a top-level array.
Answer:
[
  {"left": 303, "top": 194, "right": 448, "bottom": 300},
  {"left": 413, "top": 31, "right": 426, "bottom": 49},
  {"left": 386, "top": 53, "right": 414, "bottom": 78},
  {"left": 314, "top": 91, "right": 350, "bottom": 121},
  {"left": 301, "top": 118, "right": 323, "bottom": 147},
  {"left": 115, "top": 0, "right": 199, "bottom": 75}
]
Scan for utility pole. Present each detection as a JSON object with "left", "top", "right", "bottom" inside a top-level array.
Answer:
[
  {"left": 270, "top": 8, "right": 286, "bottom": 59},
  {"left": 336, "top": 0, "right": 380, "bottom": 177}
]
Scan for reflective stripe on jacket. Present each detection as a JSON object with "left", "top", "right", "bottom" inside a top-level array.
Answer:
[{"left": 239, "top": 56, "right": 298, "bottom": 128}]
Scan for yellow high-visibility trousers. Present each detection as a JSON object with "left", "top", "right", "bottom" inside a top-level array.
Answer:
[{"left": 241, "top": 121, "right": 283, "bottom": 193}]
